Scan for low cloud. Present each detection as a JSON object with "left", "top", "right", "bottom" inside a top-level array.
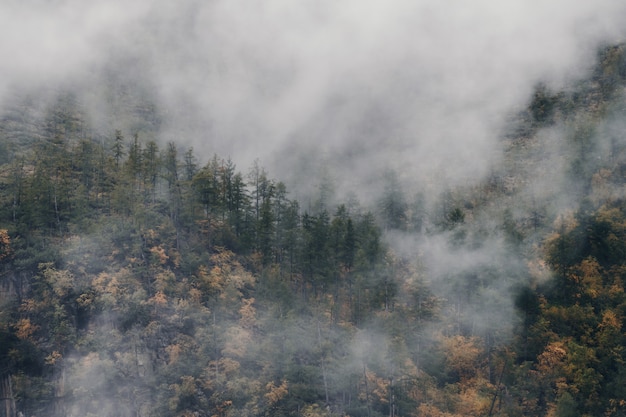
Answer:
[{"left": 2, "top": 1, "right": 626, "bottom": 191}]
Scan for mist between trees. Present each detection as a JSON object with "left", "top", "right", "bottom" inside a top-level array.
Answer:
[{"left": 2, "top": 43, "right": 626, "bottom": 416}]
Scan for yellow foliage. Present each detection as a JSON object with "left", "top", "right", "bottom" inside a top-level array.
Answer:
[
  {"left": 210, "top": 400, "right": 233, "bottom": 417},
  {"left": 371, "top": 373, "right": 390, "bottom": 405},
  {"left": 197, "top": 264, "right": 224, "bottom": 295},
  {"left": 169, "top": 376, "right": 199, "bottom": 413},
  {"left": 211, "top": 265, "right": 222, "bottom": 276},
  {"left": 170, "top": 249, "right": 181, "bottom": 268},
  {"left": 218, "top": 357, "right": 241, "bottom": 376},
  {"left": 567, "top": 257, "right": 602, "bottom": 299},
  {"left": 150, "top": 291, "right": 168, "bottom": 306},
  {"left": 359, "top": 369, "right": 389, "bottom": 404},
  {"left": 535, "top": 341, "right": 567, "bottom": 378},
  {"left": 93, "top": 272, "right": 120, "bottom": 296},
  {"left": 455, "top": 382, "right": 492, "bottom": 416},
  {"left": 19, "top": 298, "right": 39, "bottom": 313},
  {"left": 145, "top": 228, "right": 159, "bottom": 241},
  {"left": 188, "top": 287, "right": 202, "bottom": 304},
  {"left": 606, "top": 399, "right": 626, "bottom": 416},
  {"left": 210, "top": 249, "right": 236, "bottom": 270},
  {"left": 416, "top": 403, "right": 456, "bottom": 417},
  {"left": 601, "top": 309, "right": 621, "bottom": 329},
  {"left": 441, "top": 335, "right": 484, "bottom": 382},
  {"left": 197, "top": 248, "right": 256, "bottom": 301},
  {"left": 300, "top": 404, "right": 329, "bottom": 417},
  {"left": 239, "top": 298, "right": 257, "bottom": 328},
  {"left": 14, "top": 318, "right": 38, "bottom": 340},
  {"left": 265, "top": 380, "right": 288, "bottom": 405},
  {"left": 45, "top": 350, "right": 63, "bottom": 366},
  {"left": 596, "top": 206, "right": 626, "bottom": 230},
  {"left": 144, "top": 320, "right": 161, "bottom": 337},
  {"left": 166, "top": 344, "right": 182, "bottom": 364},
  {"left": 0, "top": 229, "right": 12, "bottom": 261},
  {"left": 150, "top": 245, "right": 169, "bottom": 265},
  {"left": 607, "top": 273, "right": 625, "bottom": 298},
  {"left": 551, "top": 212, "right": 578, "bottom": 233},
  {"left": 402, "top": 357, "right": 419, "bottom": 378},
  {"left": 76, "top": 292, "right": 94, "bottom": 308}
]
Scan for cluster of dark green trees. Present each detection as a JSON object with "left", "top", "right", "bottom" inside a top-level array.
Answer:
[{"left": 0, "top": 124, "right": 439, "bottom": 417}]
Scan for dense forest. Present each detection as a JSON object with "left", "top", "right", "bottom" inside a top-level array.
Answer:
[{"left": 2, "top": 42, "right": 626, "bottom": 417}]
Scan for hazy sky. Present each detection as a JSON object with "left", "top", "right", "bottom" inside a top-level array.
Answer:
[{"left": 2, "top": 0, "right": 626, "bottom": 191}]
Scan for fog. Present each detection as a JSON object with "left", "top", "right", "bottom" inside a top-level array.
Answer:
[
  {"left": 2, "top": 0, "right": 626, "bottom": 190},
  {"left": 4, "top": 1, "right": 626, "bottom": 415}
]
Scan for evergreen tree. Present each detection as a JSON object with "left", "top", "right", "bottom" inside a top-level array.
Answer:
[
  {"left": 378, "top": 169, "right": 408, "bottom": 231},
  {"left": 112, "top": 130, "right": 125, "bottom": 169}
]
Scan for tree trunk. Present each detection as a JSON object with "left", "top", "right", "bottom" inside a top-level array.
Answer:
[
  {"left": 363, "top": 365, "right": 372, "bottom": 417},
  {"left": 0, "top": 374, "right": 16, "bottom": 417},
  {"left": 317, "top": 320, "right": 330, "bottom": 406},
  {"left": 54, "top": 367, "right": 66, "bottom": 417}
]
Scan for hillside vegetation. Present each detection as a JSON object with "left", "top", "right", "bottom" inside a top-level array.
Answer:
[{"left": 2, "top": 45, "right": 626, "bottom": 417}]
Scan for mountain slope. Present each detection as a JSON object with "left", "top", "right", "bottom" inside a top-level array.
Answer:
[{"left": 1, "top": 43, "right": 626, "bottom": 417}]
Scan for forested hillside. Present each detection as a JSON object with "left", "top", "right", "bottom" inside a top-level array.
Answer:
[{"left": 2, "top": 40, "right": 626, "bottom": 417}]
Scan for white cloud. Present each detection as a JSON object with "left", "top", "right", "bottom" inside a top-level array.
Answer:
[{"left": 1, "top": 0, "right": 626, "bottom": 186}]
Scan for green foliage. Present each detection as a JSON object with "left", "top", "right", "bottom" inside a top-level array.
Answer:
[
  {"left": 530, "top": 83, "right": 560, "bottom": 125},
  {"left": 378, "top": 169, "right": 408, "bottom": 230}
]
